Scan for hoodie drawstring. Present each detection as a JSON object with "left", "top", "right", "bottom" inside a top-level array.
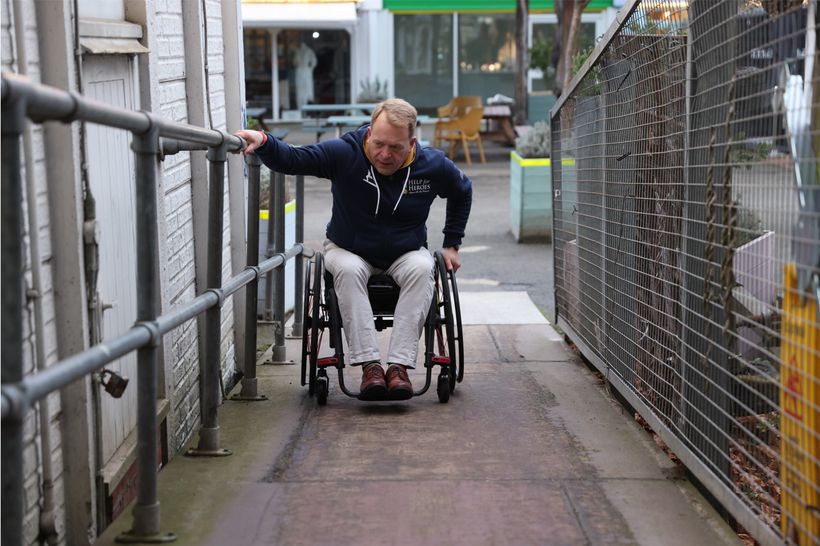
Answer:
[
  {"left": 364, "top": 166, "right": 381, "bottom": 216},
  {"left": 366, "top": 165, "right": 411, "bottom": 216},
  {"left": 393, "top": 167, "right": 411, "bottom": 214}
]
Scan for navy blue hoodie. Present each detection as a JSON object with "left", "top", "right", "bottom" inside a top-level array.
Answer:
[{"left": 255, "top": 126, "right": 473, "bottom": 269}]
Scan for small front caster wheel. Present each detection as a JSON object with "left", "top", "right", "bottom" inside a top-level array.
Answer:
[
  {"left": 317, "top": 375, "right": 328, "bottom": 406},
  {"left": 437, "top": 374, "right": 450, "bottom": 403}
]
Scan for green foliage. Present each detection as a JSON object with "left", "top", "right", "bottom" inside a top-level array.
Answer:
[
  {"left": 357, "top": 78, "right": 388, "bottom": 102},
  {"left": 731, "top": 132, "right": 773, "bottom": 167},
  {"left": 570, "top": 45, "right": 595, "bottom": 78},
  {"left": 529, "top": 37, "right": 553, "bottom": 73},
  {"left": 515, "top": 121, "right": 550, "bottom": 158},
  {"left": 569, "top": 44, "right": 602, "bottom": 97},
  {"left": 245, "top": 115, "right": 261, "bottom": 130},
  {"left": 734, "top": 205, "right": 764, "bottom": 248},
  {"left": 626, "top": 19, "right": 663, "bottom": 35}
]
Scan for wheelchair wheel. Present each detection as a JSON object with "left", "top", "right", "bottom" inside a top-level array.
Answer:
[
  {"left": 300, "top": 257, "right": 313, "bottom": 387},
  {"left": 449, "top": 265, "right": 465, "bottom": 383},
  {"left": 434, "top": 252, "right": 457, "bottom": 392},
  {"left": 437, "top": 371, "right": 450, "bottom": 403},
  {"left": 301, "top": 253, "right": 324, "bottom": 396},
  {"left": 316, "top": 370, "right": 329, "bottom": 405}
]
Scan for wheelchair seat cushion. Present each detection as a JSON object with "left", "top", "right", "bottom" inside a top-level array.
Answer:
[
  {"left": 367, "top": 274, "right": 399, "bottom": 291},
  {"left": 367, "top": 275, "right": 400, "bottom": 316}
]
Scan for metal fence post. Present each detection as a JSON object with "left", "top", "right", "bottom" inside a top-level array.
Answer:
[
  {"left": 1, "top": 78, "right": 27, "bottom": 546},
  {"left": 271, "top": 172, "right": 287, "bottom": 362},
  {"left": 263, "top": 176, "right": 276, "bottom": 321},
  {"left": 234, "top": 154, "right": 267, "bottom": 401},
  {"left": 291, "top": 174, "right": 305, "bottom": 337},
  {"left": 117, "top": 118, "right": 176, "bottom": 542},
  {"left": 187, "top": 132, "right": 232, "bottom": 457}
]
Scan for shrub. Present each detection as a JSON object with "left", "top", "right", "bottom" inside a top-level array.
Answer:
[
  {"left": 515, "top": 121, "right": 550, "bottom": 158},
  {"left": 529, "top": 37, "right": 553, "bottom": 74}
]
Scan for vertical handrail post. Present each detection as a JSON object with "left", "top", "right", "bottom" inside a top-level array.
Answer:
[
  {"left": 187, "top": 132, "right": 232, "bottom": 457},
  {"left": 271, "top": 172, "right": 287, "bottom": 362},
  {"left": 291, "top": 174, "right": 305, "bottom": 337},
  {"left": 1, "top": 79, "right": 27, "bottom": 546},
  {"left": 234, "top": 154, "right": 267, "bottom": 401},
  {"left": 263, "top": 175, "right": 276, "bottom": 321},
  {"left": 117, "top": 118, "right": 176, "bottom": 542}
]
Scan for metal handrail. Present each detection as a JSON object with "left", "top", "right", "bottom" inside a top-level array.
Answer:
[
  {"left": 0, "top": 242, "right": 305, "bottom": 421},
  {"left": 1, "top": 72, "right": 308, "bottom": 543}
]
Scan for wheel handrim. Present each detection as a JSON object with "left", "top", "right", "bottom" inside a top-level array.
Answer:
[
  {"left": 301, "top": 258, "right": 313, "bottom": 387},
  {"left": 308, "top": 253, "right": 323, "bottom": 395},
  {"left": 436, "top": 253, "right": 456, "bottom": 369}
]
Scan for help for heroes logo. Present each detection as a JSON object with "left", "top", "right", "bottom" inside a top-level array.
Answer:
[{"left": 404, "top": 178, "right": 431, "bottom": 194}]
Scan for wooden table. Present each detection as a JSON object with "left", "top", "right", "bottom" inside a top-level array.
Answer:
[
  {"left": 299, "top": 105, "right": 378, "bottom": 143},
  {"left": 482, "top": 104, "right": 518, "bottom": 146},
  {"left": 301, "top": 103, "right": 379, "bottom": 118},
  {"left": 326, "top": 114, "right": 432, "bottom": 141}
]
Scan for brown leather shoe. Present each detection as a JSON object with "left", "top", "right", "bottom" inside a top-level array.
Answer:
[
  {"left": 385, "top": 364, "right": 413, "bottom": 400},
  {"left": 360, "top": 362, "right": 387, "bottom": 400}
]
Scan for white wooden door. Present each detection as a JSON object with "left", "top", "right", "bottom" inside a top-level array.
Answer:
[{"left": 82, "top": 55, "right": 139, "bottom": 463}]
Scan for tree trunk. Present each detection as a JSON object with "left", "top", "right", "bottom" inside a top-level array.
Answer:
[
  {"left": 553, "top": 0, "right": 590, "bottom": 98},
  {"left": 514, "top": 0, "right": 530, "bottom": 125}
]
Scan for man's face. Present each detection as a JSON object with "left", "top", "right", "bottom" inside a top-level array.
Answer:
[{"left": 368, "top": 114, "right": 415, "bottom": 176}]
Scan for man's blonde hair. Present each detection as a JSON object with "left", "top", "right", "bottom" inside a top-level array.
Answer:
[{"left": 371, "top": 98, "right": 417, "bottom": 137}]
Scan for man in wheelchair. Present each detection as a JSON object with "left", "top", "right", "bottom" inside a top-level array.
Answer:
[{"left": 235, "top": 98, "right": 472, "bottom": 400}]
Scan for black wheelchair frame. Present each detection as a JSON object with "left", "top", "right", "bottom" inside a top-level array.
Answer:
[{"left": 300, "top": 250, "right": 464, "bottom": 404}]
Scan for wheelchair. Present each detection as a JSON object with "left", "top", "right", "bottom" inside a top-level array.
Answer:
[{"left": 300, "top": 250, "right": 464, "bottom": 404}]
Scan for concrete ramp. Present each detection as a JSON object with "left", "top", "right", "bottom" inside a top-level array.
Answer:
[{"left": 95, "top": 325, "right": 739, "bottom": 546}]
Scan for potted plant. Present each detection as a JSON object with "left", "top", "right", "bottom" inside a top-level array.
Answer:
[
  {"left": 510, "top": 121, "right": 551, "bottom": 242},
  {"left": 356, "top": 78, "right": 388, "bottom": 103},
  {"left": 731, "top": 205, "right": 775, "bottom": 361}
]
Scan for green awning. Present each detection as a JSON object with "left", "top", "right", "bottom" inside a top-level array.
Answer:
[{"left": 384, "top": 0, "right": 614, "bottom": 12}]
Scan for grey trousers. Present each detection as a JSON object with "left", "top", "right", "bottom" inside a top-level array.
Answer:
[{"left": 323, "top": 240, "right": 435, "bottom": 369}]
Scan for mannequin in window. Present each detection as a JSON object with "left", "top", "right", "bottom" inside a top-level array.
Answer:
[
  {"left": 294, "top": 41, "right": 317, "bottom": 109},
  {"left": 497, "top": 31, "right": 516, "bottom": 70}
]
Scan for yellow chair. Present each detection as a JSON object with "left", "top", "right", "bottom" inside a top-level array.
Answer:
[
  {"left": 433, "top": 96, "right": 482, "bottom": 148},
  {"left": 436, "top": 106, "right": 486, "bottom": 165}
]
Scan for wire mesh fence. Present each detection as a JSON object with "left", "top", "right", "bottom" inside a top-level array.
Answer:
[{"left": 551, "top": 1, "right": 819, "bottom": 544}]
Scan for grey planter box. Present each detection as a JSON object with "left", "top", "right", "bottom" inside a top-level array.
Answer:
[
  {"left": 257, "top": 201, "right": 296, "bottom": 315},
  {"left": 733, "top": 230, "right": 775, "bottom": 360},
  {"left": 510, "top": 150, "right": 552, "bottom": 242}
]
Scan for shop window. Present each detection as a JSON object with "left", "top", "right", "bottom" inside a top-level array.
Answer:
[
  {"left": 244, "top": 29, "right": 274, "bottom": 113},
  {"left": 279, "top": 29, "right": 350, "bottom": 114},
  {"left": 394, "top": 13, "right": 453, "bottom": 113},
  {"left": 458, "top": 13, "right": 516, "bottom": 102},
  {"left": 244, "top": 28, "right": 350, "bottom": 118}
]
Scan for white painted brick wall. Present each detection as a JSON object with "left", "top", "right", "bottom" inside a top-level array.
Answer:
[
  {"left": 201, "top": 0, "right": 237, "bottom": 390},
  {"left": 3, "top": 0, "right": 67, "bottom": 544},
  {"left": 155, "top": 0, "right": 202, "bottom": 454},
  {"left": 155, "top": 0, "right": 238, "bottom": 452},
  {"left": 4, "top": 0, "right": 241, "bottom": 537},
  {"left": 1, "top": 0, "right": 13, "bottom": 69}
]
